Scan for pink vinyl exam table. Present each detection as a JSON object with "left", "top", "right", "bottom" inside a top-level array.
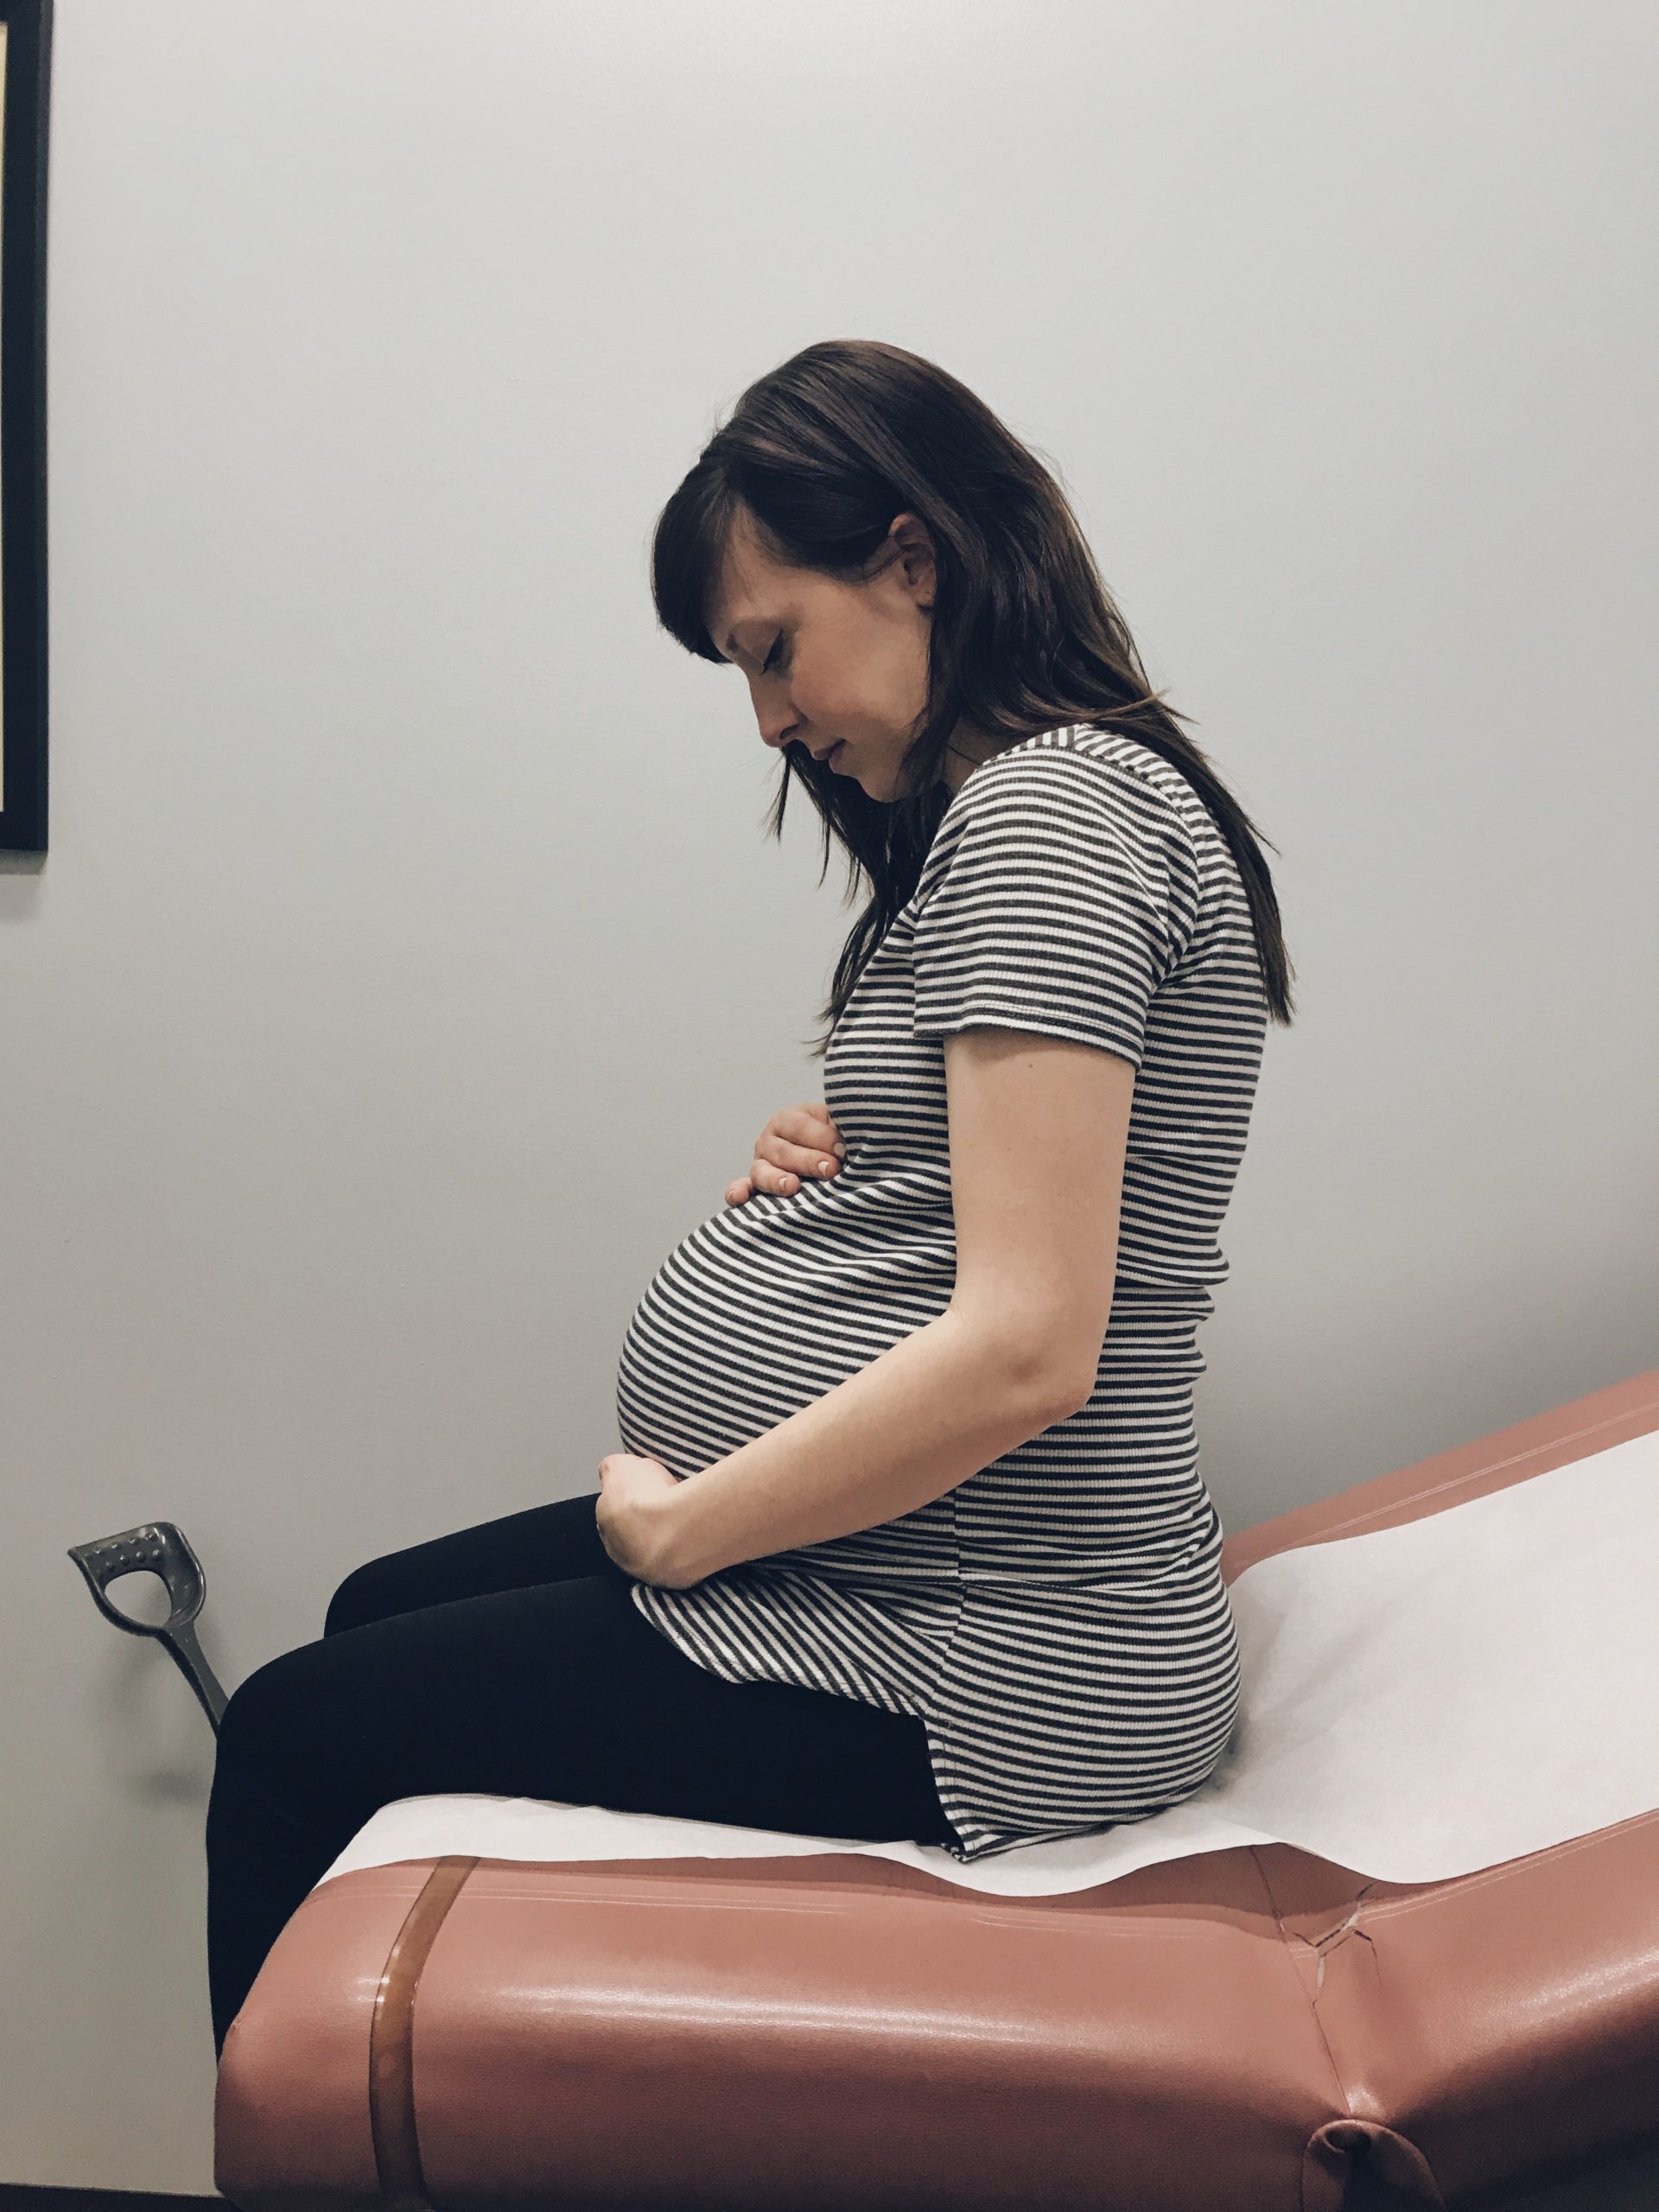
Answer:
[{"left": 212, "top": 1370, "right": 1659, "bottom": 2212}]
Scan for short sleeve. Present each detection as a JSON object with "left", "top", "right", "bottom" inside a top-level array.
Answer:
[{"left": 910, "top": 747, "right": 1195, "bottom": 1069}]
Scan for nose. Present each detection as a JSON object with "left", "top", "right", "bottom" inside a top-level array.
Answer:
[
  {"left": 747, "top": 671, "right": 802, "bottom": 755},
  {"left": 759, "top": 709, "right": 803, "bottom": 754}
]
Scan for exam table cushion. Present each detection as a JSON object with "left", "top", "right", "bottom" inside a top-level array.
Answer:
[{"left": 213, "top": 1368, "right": 1659, "bottom": 2212}]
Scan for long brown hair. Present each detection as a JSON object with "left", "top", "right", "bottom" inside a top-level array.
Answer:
[{"left": 651, "top": 340, "right": 1295, "bottom": 1058}]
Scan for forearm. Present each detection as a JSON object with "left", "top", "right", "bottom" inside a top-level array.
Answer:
[{"left": 657, "top": 1309, "right": 1083, "bottom": 1589}]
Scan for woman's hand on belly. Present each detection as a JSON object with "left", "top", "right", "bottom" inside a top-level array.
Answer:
[{"left": 596, "top": 1453, "right": 693, "bottom": 1586}]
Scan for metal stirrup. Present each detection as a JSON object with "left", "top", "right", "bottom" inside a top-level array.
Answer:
[{"left": 68, "top": 1522, "right": 227, "bottom": 1733}]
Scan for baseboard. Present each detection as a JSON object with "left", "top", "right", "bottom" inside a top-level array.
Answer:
[{"left": 0, "top": 2192, "right": 223, "bottom": 2210}]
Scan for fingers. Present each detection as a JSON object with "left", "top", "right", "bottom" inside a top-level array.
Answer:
[
  {"left": 791, "top": 1103, "right": 846, "bottom": 1161},
  {"left": 772, "top": 1105, "right": 848, "bottom": 1193},
  {"left": 728, "top": 1105, "right": 849, "bottom": 1205},
  {"left": 758, "top": 1143, "right": 843, "bottom": 1195}
]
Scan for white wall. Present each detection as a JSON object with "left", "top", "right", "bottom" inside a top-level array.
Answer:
[{"left": 2, "top": 0, "right": 1653, "bottom": 2189}]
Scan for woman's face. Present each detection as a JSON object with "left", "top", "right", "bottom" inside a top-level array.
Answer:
[{"left": 708, "top": 506, "right": 995, "bottom": 801}]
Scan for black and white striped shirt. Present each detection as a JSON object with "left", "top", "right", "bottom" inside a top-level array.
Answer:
[{"left": 617, "top": 726, "right": 1267, "bottom": 1860}]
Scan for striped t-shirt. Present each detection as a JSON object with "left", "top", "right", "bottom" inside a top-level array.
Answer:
[{"left": 617, "top": 725, "right": 1268, "bottom": 1861}]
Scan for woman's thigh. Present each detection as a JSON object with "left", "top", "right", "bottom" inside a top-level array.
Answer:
[
  {"left": 230, "top": 1570, "right": 956, "bottom": 1850},
  {"left": 323, "top": 1490, "right": 613, "bottom": 1636},
  {"left": 208, "top": 1573, "right": 948, "bottom": 2055}
]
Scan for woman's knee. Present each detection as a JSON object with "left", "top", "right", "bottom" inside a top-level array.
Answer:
[
  {"left": 215, "top": 1643, "right": 324, "bottom": 1772},
  {"left": 322, "top": 1559, "right": 404, "bottom": 1638},
  {"left": 211, "top": 1637, "right": 380, "bottom": 1840}
]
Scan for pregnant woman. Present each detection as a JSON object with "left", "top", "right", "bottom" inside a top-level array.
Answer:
[{"left": 206, "top": 337, "right": 1295, "bottom": 2058}]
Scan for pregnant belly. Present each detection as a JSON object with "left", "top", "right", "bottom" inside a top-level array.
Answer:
[{"left": 612, "top": 1230, "right": 943, "bottom": 1478}]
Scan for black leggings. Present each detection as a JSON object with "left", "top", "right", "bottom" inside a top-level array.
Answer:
[{"left": 205, "top": 1491, "right": 955, "bottom": 2056}]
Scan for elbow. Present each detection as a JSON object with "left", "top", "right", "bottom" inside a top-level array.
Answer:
[
  {"left": 1014, "top": 1321, "right": 1103, "bottom": 1420},
  {"left": 1043, "top": 1358, "right": 1097, "bottom": 1421},
  {"left": 952, "top": 1307, "right": 1098, "bottom": 1421}
]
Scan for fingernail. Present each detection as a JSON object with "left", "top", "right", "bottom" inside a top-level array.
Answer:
[
  {"left": 833, "top": 1141, "right": 847, "bottom": 1158},
  {"left": 818, "top": 1159, "right": 835, "bottom": 1175}
]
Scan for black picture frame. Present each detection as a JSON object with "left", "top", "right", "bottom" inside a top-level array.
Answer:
[{"left": 0, "top": 0, "right": 49, "bottom": 854}]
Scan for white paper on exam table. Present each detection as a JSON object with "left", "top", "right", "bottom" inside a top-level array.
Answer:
[{"left": 316, "top": 1427, "right": 1658, "bottom": 1899}]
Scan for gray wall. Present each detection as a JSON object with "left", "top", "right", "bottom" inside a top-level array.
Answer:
[{"left": 2, "top": 0, "right": 1653, "bottom": 2191}]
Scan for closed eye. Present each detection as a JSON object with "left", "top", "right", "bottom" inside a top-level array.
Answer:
[{"left": 762, "top": 636, "right": 784, "bottom": 675}]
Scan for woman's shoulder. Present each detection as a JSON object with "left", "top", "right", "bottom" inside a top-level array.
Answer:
[
  {"left": 959, "top": 724, "right": 1199, "bottom": 831},
  {"left": 957, "top": 725, "right": 1211, "bottom": 878},
  {"left": 989, "top": 728, "right": 1254, "bottom": 958}
]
